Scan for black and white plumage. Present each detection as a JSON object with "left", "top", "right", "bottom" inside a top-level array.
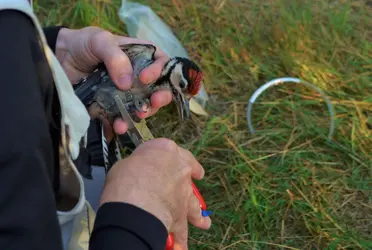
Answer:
[{"left": 73, "top": 43, "right": 203, "bottom": 174}]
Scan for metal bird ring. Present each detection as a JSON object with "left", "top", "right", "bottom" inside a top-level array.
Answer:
[{"left": 246, "top": 77, "right": 335, "bottom": 141}]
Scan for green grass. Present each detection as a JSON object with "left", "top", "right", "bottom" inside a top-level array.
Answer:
[{"left": 34, "top": 0, "right": 371, "bottom": 249}]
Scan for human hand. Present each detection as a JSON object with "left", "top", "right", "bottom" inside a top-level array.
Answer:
[
  {"left": 99, "top": 138, "right": 212, "bottom": 249},
  {"left": 54, "top": 26, "right": 172, "bottom": 134}
]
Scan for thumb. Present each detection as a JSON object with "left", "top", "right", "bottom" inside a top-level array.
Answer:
[{"left": 91, "top": 31, "right": 133, "bottom": 90}]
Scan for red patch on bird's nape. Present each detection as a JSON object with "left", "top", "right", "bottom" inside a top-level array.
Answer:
[{"left": 188, "top": 69, "right": 203, "bottom": 96}]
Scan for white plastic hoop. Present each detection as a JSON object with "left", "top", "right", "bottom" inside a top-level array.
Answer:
[{"left": 246, "top": 77, "right": 335, "bottom": 140}]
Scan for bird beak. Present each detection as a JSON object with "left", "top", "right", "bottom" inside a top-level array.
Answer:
[{"left": 175, "top": 93, "right": 190, "bottom": 121}]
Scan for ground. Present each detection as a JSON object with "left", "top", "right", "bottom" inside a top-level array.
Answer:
[{"left": 34, "top": 0, "right": 371, "bottom": 249}]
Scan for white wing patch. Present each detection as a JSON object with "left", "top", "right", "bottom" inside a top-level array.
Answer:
[
  {"left": 119, "top": 44, "right": 156, "bottom": 62},
  {"left": 100, "top": 121, "right": 110, "bottom": 173}
]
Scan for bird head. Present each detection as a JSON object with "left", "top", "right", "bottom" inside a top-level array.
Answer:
[{"left": 157, "top": 57, "right": 203, "bottom": 121}]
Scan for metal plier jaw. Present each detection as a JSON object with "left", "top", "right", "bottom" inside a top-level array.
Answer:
[{"left": 114, "top": 95, "right": 154, "bottom": 146}]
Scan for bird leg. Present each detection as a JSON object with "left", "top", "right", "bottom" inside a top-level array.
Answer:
[
  {"left": 134, "top": 98, "right": 151, "bottom": 114},
  {"left": 87, "top": 102, "right": 115, "bottom": 143}
]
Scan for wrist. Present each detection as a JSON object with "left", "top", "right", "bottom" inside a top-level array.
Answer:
[
  {"left": 55, "top": 27, "right": 74, "bottom": 62},
  {"left": 100, "top": 170, "right": 173, "bottom": 231},
  {"left": 100, "top": 184, "right": 173, "bottom": 231}
]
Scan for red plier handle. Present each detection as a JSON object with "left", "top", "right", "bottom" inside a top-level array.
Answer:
[{"left": 165, "top": 181, "right": 211, "bottom": 250}]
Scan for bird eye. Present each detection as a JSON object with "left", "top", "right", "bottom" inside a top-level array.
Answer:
[{"left": 180, "top": 80, "right": 188, "bottom": 90}]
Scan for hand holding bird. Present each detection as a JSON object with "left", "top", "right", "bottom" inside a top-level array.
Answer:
[
  {"left": 54, "top": 26, "right": 174, "bottom": 134},
  {"left": 74, "top": 43, "right": 203, "bottom": 124}
]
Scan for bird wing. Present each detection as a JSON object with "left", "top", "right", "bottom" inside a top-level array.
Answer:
[
  {"left": 100, "top": 121, "right": 123, "bottom": 173},
  {"left": 119, "top": 43, "right": 157, "bottom": 77}
]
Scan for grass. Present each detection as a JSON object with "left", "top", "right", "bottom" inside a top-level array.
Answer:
[{"left": 34, "top": 0, "right": 371, "bottom": 249}]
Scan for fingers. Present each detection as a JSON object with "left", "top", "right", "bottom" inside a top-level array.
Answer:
[
  {"left": 139, "top": 56, "right": 169, "bottom": 85},
  {"left": 134, "top": 138, "right": 179, "bottom": 155},
  {"left": 95, "top": 33, "right": 171, "bottom": 119},
  {"left": 176, "top": 147, "right": 211, "bottom": 230},
  {"left": 112, "top": 90, "right": 172, "bottom": 133},
  {"left": 90, "top": 31, "right": 134, "bottom": 90},
  {"left": 177, "top": 147, "right": 205, "bottom": 180},
  {"left": 114, "top": 35, "right": 170, "bottom": 85},
  {"left": 172, "top": 220, "right": 189, "bottom": 250},
  {"left": 171, "top": 195, "right": 211, "bottom": 250},
  {"left": 89, "top": 31, "right": 174, "bottom": 134},
  {"left": 113, "top": 118, "right": 128, "bottom": 135},
  {"left": 135, "top": 90, "right": 173, "bottom": 119},
  {"left": 114, "top": 35, "right": 168, "bottom": 59},
  {"left": 149, "top": 90, "right": 172, "bottom": 110},
  {"left": 187, "top": 194, "right": 212, "bottom": 230},
  {"left": 89, "top": 30, "right": 170, "bottom": 90}
]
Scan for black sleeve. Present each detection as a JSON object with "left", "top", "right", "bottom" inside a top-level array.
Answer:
[
  {"left": 0, "top": 10, "right": 63, "bottom": 250},
  {"left": 0, "top": 9, "right": 168, "bottom": 250},
  {"left": 90, "top": 202, "right": 168, "bottom": 250}
]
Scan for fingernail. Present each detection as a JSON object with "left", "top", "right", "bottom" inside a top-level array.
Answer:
[
  {"left": 204, "top": 216, "right": 212, "bottom": 229},
  {"left": 200, "top": 171, "right": 205, "bottom": 180},
  {"left": 118, "top": 74, "right": 132, "bottom": 89},
  {"left": 199, "top": 167, "right": 205, "bottom": 179}
]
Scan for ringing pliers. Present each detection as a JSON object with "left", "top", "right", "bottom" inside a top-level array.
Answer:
[{"left": 113, "top": 95, "right": 211, "bottom": 250}]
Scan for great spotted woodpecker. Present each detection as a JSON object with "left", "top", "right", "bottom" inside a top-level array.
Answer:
[{"left": 74, "top": 43, "right": 203, "bottom": 172}]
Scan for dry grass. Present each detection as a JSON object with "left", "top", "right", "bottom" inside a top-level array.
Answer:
[{"left": 34, "top": 0, "right": 372, "bottom": 249}]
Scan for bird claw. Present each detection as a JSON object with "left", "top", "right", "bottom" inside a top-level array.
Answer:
[{"left": 134, "top": 99, "right": 151, "bottom": 114}]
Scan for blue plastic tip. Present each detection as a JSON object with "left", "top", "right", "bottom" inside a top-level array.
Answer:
[{"left": 201, "top": 210, "right": 212, "bottom": 217}]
